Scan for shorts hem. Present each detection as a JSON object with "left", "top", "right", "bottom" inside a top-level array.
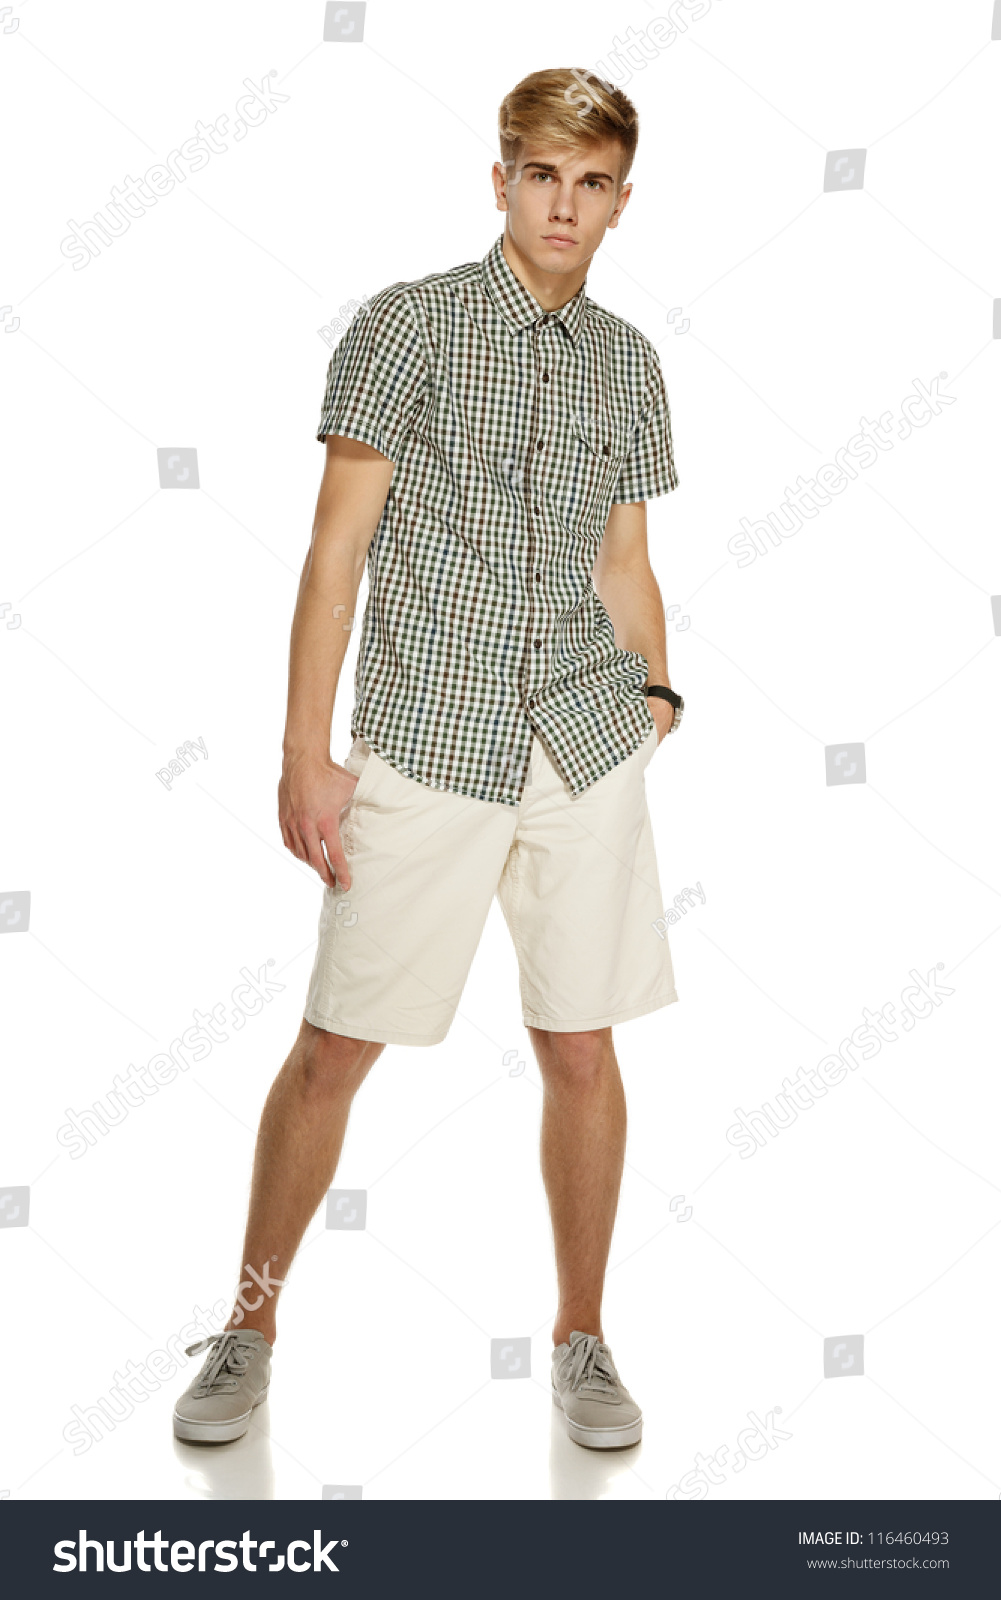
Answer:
[
  {"left": 302, "top": 1008, "right": 447, "bottom": 1048},
  {"left": 521, "top": 988, "right": 679, "bottom": 1032}
]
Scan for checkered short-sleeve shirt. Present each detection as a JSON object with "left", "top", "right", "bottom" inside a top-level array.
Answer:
[{"left": 316, "top": 231, "right": 679, "bottom": 806}]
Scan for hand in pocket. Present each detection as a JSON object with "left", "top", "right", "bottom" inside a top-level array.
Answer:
[{"left": 278, "top": 752, "right": 361, "bottom": 890}]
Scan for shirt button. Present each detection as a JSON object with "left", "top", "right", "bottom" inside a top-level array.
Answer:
[
  {"left": 534, "top": 505, "right": 541, "bottom": 515},
  {"left": 534, "top": 571, "right": 541, "bottom": 581},
  {"left": 536, "top": 440, "right": 544, "bottom": 451},
  {"left": 542, "top": 372, "right": 549, "bottom": 383},
  {"left": 603, "top": 444, "right": 610, "bottom": 456},
  {"left": 533, "top": 639, "right": 541, "bottom": 649},
  {"left": 529, "top": 698, "right": 536, "bottom": 708}
]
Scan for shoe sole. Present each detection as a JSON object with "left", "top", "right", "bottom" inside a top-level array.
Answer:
[
  {"left": 551, "top": 1383, "right": 643, "bottom": 1449},
  {"left": 172, "top": 1382, "right": 270, "bottom": 1444}
]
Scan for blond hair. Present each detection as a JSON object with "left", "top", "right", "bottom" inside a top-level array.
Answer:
[{"left": 498, "top": 67, "right": 639, "bottom": 189}]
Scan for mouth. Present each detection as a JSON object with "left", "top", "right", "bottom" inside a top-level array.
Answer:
[{"left": 544, "top": 234, "right": 578, "bottom": 247}]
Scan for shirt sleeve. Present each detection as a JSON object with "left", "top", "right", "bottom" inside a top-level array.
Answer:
[
  {"left": 316, "top": 285, "right": 428, "bottom": 459},
  {"left": 610, "top": 344, "right": 679, "bottom": 504}
]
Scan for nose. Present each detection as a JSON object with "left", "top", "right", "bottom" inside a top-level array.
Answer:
[{"left": 550, "top": 185, "right": 577, "bottom": 224}]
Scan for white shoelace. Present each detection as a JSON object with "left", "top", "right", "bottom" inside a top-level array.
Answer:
[
  {"left": 562, "top": 1332, "right": 620, "bottom": 1395},
  {"left": 185, "top": 1331, "right": 258, "bottom": 1396}
]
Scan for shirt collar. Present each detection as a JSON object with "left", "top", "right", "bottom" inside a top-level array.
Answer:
[{"left": 479, "top": 232, "right": 587, "bottom": 347}]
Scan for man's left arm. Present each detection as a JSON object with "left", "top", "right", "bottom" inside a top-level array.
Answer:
[{"left": 592, "top": 500, "right": 675, "bottom": 741}]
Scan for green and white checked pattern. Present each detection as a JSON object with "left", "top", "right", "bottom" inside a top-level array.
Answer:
[{"left": 316, "top": 232, "right": 679, "bottom": 807}]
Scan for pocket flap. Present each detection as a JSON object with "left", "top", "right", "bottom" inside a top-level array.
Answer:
[{"left": 572, "top": 412, "right": 633, "bottom": 462}]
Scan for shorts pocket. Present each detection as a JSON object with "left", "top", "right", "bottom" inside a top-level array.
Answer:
[
  {"left": 339, "top": 738, "right": 381, "bottom": 858},
  {"left": 347, "top": 739, "right": 380, "bottom": 805}
]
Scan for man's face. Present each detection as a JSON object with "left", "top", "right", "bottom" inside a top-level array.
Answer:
[{"left": 493, "top": 138, "right": 632, "bottom": 277}]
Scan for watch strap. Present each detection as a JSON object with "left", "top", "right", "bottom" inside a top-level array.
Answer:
[{"left": 645, "top": 685, "right": 681, "bottom": 709}]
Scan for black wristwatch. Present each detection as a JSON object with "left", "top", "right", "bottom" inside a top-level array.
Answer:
[{"left": 646, "top": 683, "right": 684, "bottom": 733}]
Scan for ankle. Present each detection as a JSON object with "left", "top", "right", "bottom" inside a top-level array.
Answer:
[
  {"left": 553, "top": 1317, "right": 602, "bottom": 1348},
  {"left": 224, "top": 1314, "right": 276, "bottom": 1346}
]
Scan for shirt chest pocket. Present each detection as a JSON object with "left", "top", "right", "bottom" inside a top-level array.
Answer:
[{"left": 567, "top": 413, "right": 633, "bottom": 535}]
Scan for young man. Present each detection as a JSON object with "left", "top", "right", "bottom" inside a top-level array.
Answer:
[{"left": 173, "top": 68, "right": 683, "bottom": 1454}]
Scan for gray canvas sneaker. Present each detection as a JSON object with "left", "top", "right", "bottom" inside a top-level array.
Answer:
[
  {"left": 551, "top": 1330, "right": 643, "bottom": 1449},
  {"left": 172, "top": 1329, "right": 272, "bottom": 1443}
]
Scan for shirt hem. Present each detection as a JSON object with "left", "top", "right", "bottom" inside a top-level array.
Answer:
[
  {"left": 349, "top": 730, "right": 522, "bottom": 807},
  {"left": 351, "top": 700, "right": 655, "bottom": 808},
  {"left": 563, "top": 716, "right": 657, "bottom": 797}
]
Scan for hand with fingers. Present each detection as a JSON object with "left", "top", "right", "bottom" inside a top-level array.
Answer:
[{"left": 278, "top": 752, "right": 358, "bottom": 890}]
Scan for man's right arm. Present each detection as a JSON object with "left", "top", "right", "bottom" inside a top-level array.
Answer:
[{"left": 278, "top": 434, "right": 395, "bottom": 891}]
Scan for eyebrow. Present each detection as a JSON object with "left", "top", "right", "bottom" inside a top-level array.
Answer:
[{"left": 521, "top": 161, "right": 617, "bottom": 185}]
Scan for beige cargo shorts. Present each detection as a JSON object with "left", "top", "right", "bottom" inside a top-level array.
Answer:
[{"left": 303, "top": 723, "right": 678, "bottom": 1046}]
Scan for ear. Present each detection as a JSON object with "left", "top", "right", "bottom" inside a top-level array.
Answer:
[{"left": 492, "top": 159, "right": 511, "bottom": 212}]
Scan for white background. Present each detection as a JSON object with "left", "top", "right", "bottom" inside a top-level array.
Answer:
[{"left": 1, "top": 0, "right": 999, "bottom": 1502}]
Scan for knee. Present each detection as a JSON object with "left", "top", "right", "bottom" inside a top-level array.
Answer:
[
  {"left": 295, "top": 1024, "right": 376, "bottom": 1101},
  {"left": 533, "top": 1027, "right": 611, "bottom": 1083}
]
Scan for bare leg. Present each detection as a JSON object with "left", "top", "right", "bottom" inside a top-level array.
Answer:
[
  {"left": 224, "top": 1017, "right": 384, "bottom": 1343},
  {"left": 529, "top": 1026, "right": 626, "bottom": 1348}
]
